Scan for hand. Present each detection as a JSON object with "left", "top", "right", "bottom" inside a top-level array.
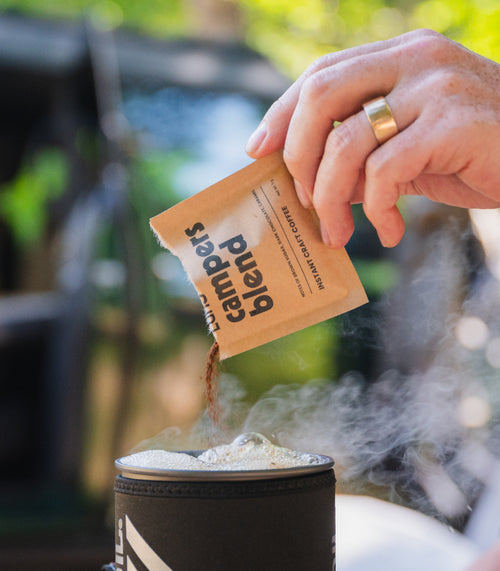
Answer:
[{"left": 246, "top": 29, "right": 500, "bottom": 248}]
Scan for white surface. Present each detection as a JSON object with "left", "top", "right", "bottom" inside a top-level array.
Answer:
[
  {"left": 465, "top": 463, "right": 500, "bottom": 550},
  {"left": 336, "top": 495, "right": 480, "bottom": 571}
]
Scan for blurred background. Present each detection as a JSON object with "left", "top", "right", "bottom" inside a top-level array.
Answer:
[{"left": 0, "top": 0, "right": 500, "bottom": 569}]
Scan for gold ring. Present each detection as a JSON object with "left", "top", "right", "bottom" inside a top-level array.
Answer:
[{"left": 362, "top": 96, "right": 398, "bottom": 145}]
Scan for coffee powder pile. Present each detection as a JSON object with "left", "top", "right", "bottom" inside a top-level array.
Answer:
[{"left": 204, "top": 341, "right": 221, "bottom": 427}]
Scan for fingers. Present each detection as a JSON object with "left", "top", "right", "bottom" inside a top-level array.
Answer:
[
  {"left": 314, "top": 99, "right": 436, "bottom": 248},
  {"left": 317, "top": 92, "right": 500, "bottom": 248},
  {"left": 312, "top": 89, "right": 419, "bottom": 247},
  {"left": 311, "top": 112, "right": 374, "bottom": 247},
  {"left": 360, "top": 98, "right": 500, "bottom": 245},
  {"left": 245, "top": 29, "right": 495, "bottom": 249},
  {"left": 283, "top": 50, "right": 402, "bottom": 199},
  {"left": 359, "top": 119, "right": 437, "bottom": 247},
  {"left": 245, "top": 30, "right": 431, "bottom": 160}
]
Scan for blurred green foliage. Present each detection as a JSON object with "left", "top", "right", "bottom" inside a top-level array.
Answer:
[
  {"left": 2, "top": 0, "right": 497, "bottom": 247},
  {"left": 0, "top": 148, "right": 68, "bottom": 245},
  {"left": 1, "top": 0, "right": 498, "bottom": 77},
  {"left": 224, "top": 320, "right": 338, "bottom": 401},
  {"left": 1, "top": 0, "right": 499, "bottom": 403},
  {"left": 239, "top": 0, "right": 500, "bottom": 76},
  {"left": 0, "top": 0, "right": 187, "bottom": 35}
]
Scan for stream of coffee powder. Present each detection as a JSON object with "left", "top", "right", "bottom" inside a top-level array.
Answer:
[{"left": 204, "top": 341, "right": 221, "bottom": 427}]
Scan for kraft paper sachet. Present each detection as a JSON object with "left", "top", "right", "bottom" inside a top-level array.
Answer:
[{"left": 150, "top": 151, "right": 368, "bottom": 359}]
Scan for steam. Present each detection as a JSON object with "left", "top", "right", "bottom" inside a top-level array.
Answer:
[
  {"left": 133, "top": 362, "right": 494, "bottom": 525},
  {"left": 134, "top": 208, "right": 500, "bottom": 527}
]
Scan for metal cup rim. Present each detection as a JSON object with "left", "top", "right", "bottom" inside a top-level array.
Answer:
[{"left": 115, "top": 450, "right": 334, "bottom": 481}]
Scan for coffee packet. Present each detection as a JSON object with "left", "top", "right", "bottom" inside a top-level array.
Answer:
[{"left": 150, "top": 151, "right": 367, "bottom": 359}]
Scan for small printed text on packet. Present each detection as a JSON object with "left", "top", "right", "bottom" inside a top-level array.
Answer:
[
  {"left": 185, "top": 222, "right": 274, "bottom": 331},
  {"left": 282, "top": 206, "right": 325, "bottom": 291}
]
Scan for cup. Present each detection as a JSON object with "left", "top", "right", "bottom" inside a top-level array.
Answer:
[{"left": 114, "top": 450, "right": 335, "bottom": 570}]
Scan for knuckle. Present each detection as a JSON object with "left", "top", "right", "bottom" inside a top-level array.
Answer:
[
  {"left": 410, "top": 28, "right": 442, "bottom": 41},
  {"left": 305, "top": 52, "right": 335, "bottom": 75},
  {"left": 299, "top": 71, "right": 331, "bottom": 106},
  {"left": 394, "top": 29, "right": 442, "bottom": 55},
  {"left": 326, "top": 122, "right": 356, "bottom": 157},
  {"left": 411, "top": 32, "right": 455, "bottom": 61}
]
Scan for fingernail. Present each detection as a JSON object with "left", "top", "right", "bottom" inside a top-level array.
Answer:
[
  {"left": 246, "top": 124, "right": 267, "bottom": 156},
  {"left": 378, "top": 230, "right": 397, "bottom": 248},
  {"left": 321, "top": 223, "right": 350, "bottom": 249},
  {"left": 320, "top": 222, "right": 332, "bottom": 247},
  {"left": 295, "top": 180, "right": 312, "bottom": 208}
]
